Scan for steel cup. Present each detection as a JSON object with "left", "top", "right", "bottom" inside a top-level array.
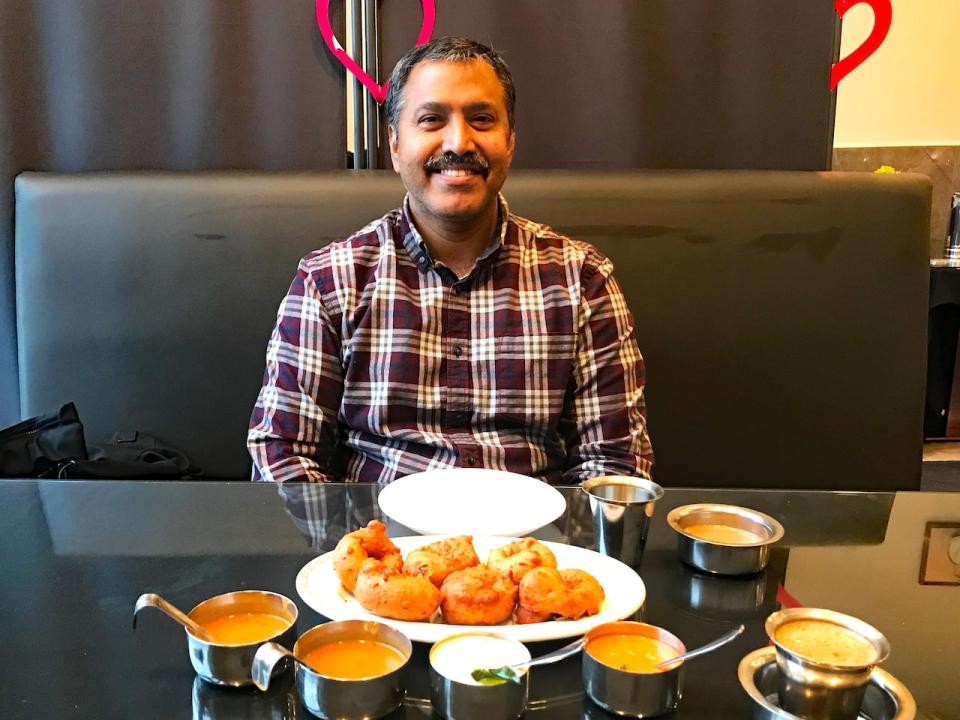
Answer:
[
  {"left": 428, "top": 632, "right": 531, "bottom": 720},
  {"left": 133, "top": 590, "right": 299, "bottom": 687},
  {"left": 766, "top": 608, "right": 890, "bottom": 720},
  {"left": 582, "top": 621, "right": 685, "bottom": 717},
  {"left": 253, "top": 620, "right": 412, "bottom": 720},
  {"left": 582, "top": 477, "right": 663, "bottom": 568},
  {"left": 187, "top": 591, "right": 299, "bottom": 687}
]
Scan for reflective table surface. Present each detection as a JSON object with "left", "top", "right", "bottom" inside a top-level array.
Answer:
[{"left": 0, "top": 481, "right": 956, "bottom": 719}]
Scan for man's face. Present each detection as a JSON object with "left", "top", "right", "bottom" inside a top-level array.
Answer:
[{"left": 388, "top": 59, "right": 516, "bottom": 228}]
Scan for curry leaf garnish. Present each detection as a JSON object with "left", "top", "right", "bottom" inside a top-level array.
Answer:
[{"left": 470, "top": 666, "right": 521, "bottom": 685}]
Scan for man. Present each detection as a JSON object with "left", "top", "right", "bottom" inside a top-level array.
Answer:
[{"left": 248, "top": 37, "right": 652, "bottom": 485}]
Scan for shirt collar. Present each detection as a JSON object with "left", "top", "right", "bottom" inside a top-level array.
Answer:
[{"left": 400, "top": 193, "right": 509, "bottom": 273}]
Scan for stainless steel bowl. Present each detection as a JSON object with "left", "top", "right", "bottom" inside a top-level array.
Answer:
[
  {"left": 186, "top": 590, "right": 298, "bottom": 687},
  {"left": 582, "top": 621, "right": 686, "bottom": 718},
  {"left": 766, "top": 608, "right": 890, "bottom": 720},
  {"left": 253, "top": 620, "right": 412, "bottom": 720},
  {"left": 667, "top": 504, "right": 784, "bottom": 575},
  {"left": 429, "top": 632, "right": 531, "bottom": 720}
]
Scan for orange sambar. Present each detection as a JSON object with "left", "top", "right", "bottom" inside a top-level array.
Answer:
[
  {"left": 200, "top": 612, "right": 290, "bottom": 645},
  {"left": 303, "top": 640, "right": 406, "bottom": 679},
  {"left": 587, "top": 633, "right": 680, "bottom": 674}
]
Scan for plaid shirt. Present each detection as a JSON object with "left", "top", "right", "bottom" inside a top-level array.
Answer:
[{"left": 248, "top": 195, "right": 653, "bottom": 485}]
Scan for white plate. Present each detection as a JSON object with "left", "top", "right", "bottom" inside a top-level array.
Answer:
[
  {"left": 377, "top": 469, "right": 567, "bottom": 537},
  {"left": 295, "top": 535, "right": 646, "bottom": 644}
]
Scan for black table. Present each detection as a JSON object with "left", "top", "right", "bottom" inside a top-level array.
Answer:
[{"left": 1, "top": 481, "right": 956, "bottom": 719}]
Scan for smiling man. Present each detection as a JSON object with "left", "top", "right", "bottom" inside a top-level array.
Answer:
[{"left": 248, "top": 37, "right": 653, "bottom": 485}]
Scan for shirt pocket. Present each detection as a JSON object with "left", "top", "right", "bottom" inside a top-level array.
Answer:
[{"left": 477, "top": 334, "right": 577, "bottom": 429}]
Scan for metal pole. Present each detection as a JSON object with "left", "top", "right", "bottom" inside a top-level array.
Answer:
[
  {"left": 363, "top": 0, "right": 379, "bottom": 169},
  {"left": 350, "top": 0, "right": 364, "bottom": 168}
]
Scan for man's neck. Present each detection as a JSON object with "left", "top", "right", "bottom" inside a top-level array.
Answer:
[{"left": 408, "top": 201, "right": 500, "bottom": 279}]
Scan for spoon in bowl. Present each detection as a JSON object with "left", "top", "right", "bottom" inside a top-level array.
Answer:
[
  {"left": 655, "top": 623, "right": 745, "bottom": 671},
  {"left": 132, "top": 592, "right": 213, "bottom": 642},
  {"left": 472, "top": 636, "right": 586, "bottom": 684}
]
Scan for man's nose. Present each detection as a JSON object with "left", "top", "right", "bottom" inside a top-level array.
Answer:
[{"left": 441, "top": 116, "right": 475, "bottom": 154}]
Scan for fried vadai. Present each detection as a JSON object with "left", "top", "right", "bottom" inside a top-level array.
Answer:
[
  {"left": 404, "top": 535, "right": 480, "bottom": 587},
  {"left": 354, "top": 555, "right": 441, "bottom": 621},
  {"left": 439, "top": 565, "right": 517, "bottom": 625},
  {"left": 487, "top": 537, "right": 558, "bottom": 583},
  {"left": 332, "top": 520, "right": 401, "bottom": 593},
  {"left": 516, "top": 567, "right": 605, "bottom": 623}
]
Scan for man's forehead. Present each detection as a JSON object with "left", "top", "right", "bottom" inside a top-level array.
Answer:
[{"left": 401, "top": 59, "right": 505, "bottom": 109}]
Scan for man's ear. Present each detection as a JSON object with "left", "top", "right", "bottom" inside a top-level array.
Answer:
[
  {"left": 387, "top": 125, "right": 401, "bottom": 173},
  {"left": 507, "top": 129, "right": 517, "bottom": 163}
]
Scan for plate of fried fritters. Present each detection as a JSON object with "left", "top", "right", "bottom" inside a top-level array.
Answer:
[{"left": 295, "top": 522, "right": 646, "bottom": 643}]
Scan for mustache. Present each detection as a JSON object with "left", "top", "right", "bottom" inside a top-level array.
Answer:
[{"left": 424, "top": 151, "right": 489, "bottom": 175}]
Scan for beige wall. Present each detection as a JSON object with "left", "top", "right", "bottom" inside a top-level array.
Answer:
[{"left": 834, "top": 0, "right": 960, "bottom": 147}]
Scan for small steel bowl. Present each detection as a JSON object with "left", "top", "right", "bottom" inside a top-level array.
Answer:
[
  {"left": 667, "top": 503, "right": 784, "bottom": 576},
  {"left": 254, "top": 620, "right": 412, "bottom": 720},
  {"left": 429, "top": 632, "right": 531, "bottom": 720},
  {"left": 766, "top": 608, "right": 890, "bottom": 720},
  {"left": 186, "top": 590, "right": 298, "bottom": 687},
  {"left": 582, "top": 621, "right": 686, "bottom": 718}
]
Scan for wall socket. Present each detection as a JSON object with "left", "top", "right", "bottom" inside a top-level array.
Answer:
[{"left": 919, "top": 522, "right": 960, "bottom": 585}]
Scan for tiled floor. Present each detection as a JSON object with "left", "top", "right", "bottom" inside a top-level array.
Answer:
[{"left": 922, "top": 442, "right": 960, "bottom": 491}]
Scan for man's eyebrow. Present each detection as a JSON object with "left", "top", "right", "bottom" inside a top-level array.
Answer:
[
  {"left": 410, "top": 101, "right": 499, "bottom": 115},
  {"left": 463, "top": 101, "right": 497, "bottom": 113},
  {"left": 412, "top": 101, "right": 448, "bottom": 115}
]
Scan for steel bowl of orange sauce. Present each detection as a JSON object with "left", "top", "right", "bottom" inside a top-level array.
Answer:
[
  {"left": 186, "top": 590, "right": 298, "bottom": 687},
  {"left": 252, "top": 619, "right": 412, "bottom": 720},
  {"left": 582, "top": 621, "right": 686, "bottom": 717},
  {"left": 667, "top": 503, "right": 785, "bottom": 576}
]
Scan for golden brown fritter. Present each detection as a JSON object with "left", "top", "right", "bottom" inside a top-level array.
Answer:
[
  {"left": 439, "top": 565, "right": 517, "bottom": 625},
  {"left": 517, "top": 567, "right": 605, "bottom": 622},
  {"left": 404, "top": 535, "right": 480, "bottom": 587},
  {"left": 487, "top": 537, "right": 558, "bottom": 584},
  {"left": 354, "top": 556, "right": 441, "bottom": 621},
  {"left": 332, "top": 520, "right": 401, "bottom": 593}
]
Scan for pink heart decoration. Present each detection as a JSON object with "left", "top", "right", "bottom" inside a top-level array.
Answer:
[
  {"left": 831, "top": 0, "right": 892, "bottom": 90},
  {"left": 316, "top": 0, "right": 436, "bottom": 104}
]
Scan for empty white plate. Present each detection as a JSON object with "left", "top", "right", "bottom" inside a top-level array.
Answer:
[{"left": 377, "top": 468, "right": 567, "bottom": 536}]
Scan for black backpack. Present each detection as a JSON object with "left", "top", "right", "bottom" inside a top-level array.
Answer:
[{"left": 0, "top": 403, "right": 199, "bottom": 479}]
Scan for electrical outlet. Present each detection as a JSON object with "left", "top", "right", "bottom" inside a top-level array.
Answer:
[{"left": 919, "top": 522, "right": 960, "bottom": 585}]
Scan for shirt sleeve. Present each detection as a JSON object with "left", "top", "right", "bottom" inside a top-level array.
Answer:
[
  {"left": 560, "top": 252, "right": 654, "bottom": 484},
  {"left": 247, "top": 258, "right": 344, "bottom": 483}
]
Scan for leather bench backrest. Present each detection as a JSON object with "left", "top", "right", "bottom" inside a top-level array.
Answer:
[{"left": 14, "top": 170, "right": 930, "bottom": 488}]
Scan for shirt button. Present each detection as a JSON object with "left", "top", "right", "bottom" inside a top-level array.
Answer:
[
  {"left": 452, "top": 345, "right": 463, "bottom": 358},
  {"left": 466, "top": 455, "right": 478, "bottom": 466}
]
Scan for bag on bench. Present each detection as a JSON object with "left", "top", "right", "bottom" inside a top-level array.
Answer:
[
  {"left": 0, "top": 402, "right": 87, "bottom": 477},
  {"left": 0, "top": 403, "right": 199, "bottom": 479}
]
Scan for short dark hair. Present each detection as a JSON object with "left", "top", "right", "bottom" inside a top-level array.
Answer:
[{"left": 384, "top": 36, "right": 516, "bottom": 133}]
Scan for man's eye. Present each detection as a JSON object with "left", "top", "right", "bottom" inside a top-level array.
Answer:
[
  {"left": 418, "top": 115, "right": 441, "bottom": 124},
  {"left": 473, "top": 115, "right": 494, "bottom": 125}
]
